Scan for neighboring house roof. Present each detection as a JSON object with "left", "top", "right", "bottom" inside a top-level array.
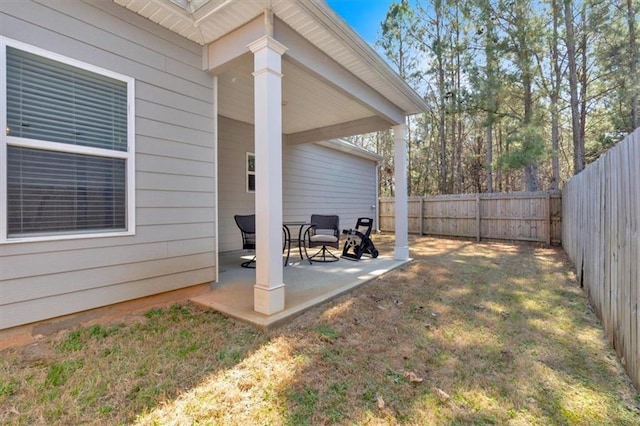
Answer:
[{"left": 113, "top": 0, "right": 427, "bottom": 118}]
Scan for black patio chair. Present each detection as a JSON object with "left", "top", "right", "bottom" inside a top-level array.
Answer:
[
  {"left": 303, "top": 214, "right": 340, "bottom": 263},
  {"left": 234, "top": 214, "right": 256, "bottom": 268},
  {"left": 234, "top": 214, "right": 290, "bottom": 268}
]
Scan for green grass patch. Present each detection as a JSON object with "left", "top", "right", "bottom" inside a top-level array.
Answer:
[
  {"left": 0, "top": 379, "right": 19, "bottom": 396},
  {"left": 45, "top": 359, "right": 83, "bottom": 387},
  {"left": 0, "top": 239, "right": 638, "bottom": 425},
  {"left": 315, "top": 324, "right": 339, "bottom": 340},
  {"left": 286, "top": 386, "right": 319, "bottom": 426}
]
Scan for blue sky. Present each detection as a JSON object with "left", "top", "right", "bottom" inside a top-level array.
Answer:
[{"left": 325, "top": 0, "right": 397, "bottom": 45}]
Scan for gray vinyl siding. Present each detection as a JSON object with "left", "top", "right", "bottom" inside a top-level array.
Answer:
[
  {"left": 218, "top": 117, "right": 255, "bottom": 252},
  {"left": 217, "top": 118, "right": 378, "bottom": 252},
  {"left": 0, "top": 1, "right": 216, "bottom": 330},
  {"left": 283, "top": 143, "right": 378, "bottom": 233}
]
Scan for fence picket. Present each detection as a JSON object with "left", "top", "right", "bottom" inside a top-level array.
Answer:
[
  {"left": 379, "top": 191, "right": 561, "bottom": 244},
  {"left": 562, "top": 127, "right": 640, "bottom": 389}
]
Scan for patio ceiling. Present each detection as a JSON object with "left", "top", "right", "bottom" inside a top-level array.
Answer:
[
  {"left": 113, "top": 0, "right": 427, "bottom": 142},
  {"left": 217, "top": 52, "right": 375, "bottom": 135}
]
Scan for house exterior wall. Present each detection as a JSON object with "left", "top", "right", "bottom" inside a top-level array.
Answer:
[
  {"left": 218, "top": 118, "right": 378, "bottom": 252},
  {"left": 218, "top": 117, "right": 255, "bottom": 252},
  {"left": 0, "top": 1, "right": 217, "bottom": 330},
  {"left": 283, "top": 142, "right": 378, "bottom": 233}
]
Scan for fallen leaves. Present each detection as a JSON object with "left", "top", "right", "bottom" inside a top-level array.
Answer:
[
  {"left": 403, "top": 371, "right": 424, "bottom": 383},
  {"left": 433, "top": 387, "right": 451, "bottom": 403},
  {"left": 376, "top": 394, "right": 385, "bottom": 410}
]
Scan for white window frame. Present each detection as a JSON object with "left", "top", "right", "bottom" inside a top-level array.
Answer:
[
  {"left": 246, "top": 152, "right": 255, "bottom": 193},
  {"left": 0, "top": 37, "right": 136, "bottom": 244}
]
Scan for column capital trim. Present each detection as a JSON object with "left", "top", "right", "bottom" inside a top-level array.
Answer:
[
  {"left": 393, "top": 122, "right": 408, "bottom": 138},
  {"left": 252, "top": 68, "right": 284, "bottom": 78},
  {"left": 247, "top": 35, "right": 288, "bottom": 55}
]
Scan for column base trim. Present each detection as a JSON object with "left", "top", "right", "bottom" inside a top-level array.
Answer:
[
  {"left": 254, "top": 283, "right": 286, "bottom": 315},
  {"left": 394, "top": 246, "right": 409, "bottom": 261}
]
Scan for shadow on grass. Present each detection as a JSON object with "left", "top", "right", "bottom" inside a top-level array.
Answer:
[
  {"left": 0, "top": 304, "right": 269, "bottom": 424},
  {"left": 1, "top": 236, "right": 638, "bottom": 425},
  {"left": 270, "top": 236, "right": 640, "bottom": 425}
]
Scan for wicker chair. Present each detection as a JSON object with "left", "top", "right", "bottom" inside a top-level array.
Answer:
[{"left": 303, "top": 214, "right": 340, "bottom": 263}]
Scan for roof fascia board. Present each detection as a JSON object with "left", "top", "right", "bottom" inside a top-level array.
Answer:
[
  {"left": 286, "top": 116, "right": 392, "bottom": 145},
  {"left": 298, "top": 0, "right": 428, "bottom": 114},
  {"left": 274, "top": 19, "right": 405, "bottom": 125}
]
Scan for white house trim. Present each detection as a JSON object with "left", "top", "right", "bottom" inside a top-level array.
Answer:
[
  {"left": 286, "top": 116, "right": 391, "bottom": 146},
  {"left": 393, "top": 123, "right": 409, "bottom": 260},
  {"left": 213, "top": 75, "right": 220, "bottom": 284},
  {"left": 314, "top": 139, "right": 383, "bottom": 163},
  {"left": 207, "top": 15, "right": 265, "bottom": 74},
  {"left": 0, "top": 37, "right": 136, "bottom": 244},
  {"left": 273, "top": 19, "right": 406, "bottom": 126},
  {"left": 248, "top": 35, "right": 287, "bottom": 315}
]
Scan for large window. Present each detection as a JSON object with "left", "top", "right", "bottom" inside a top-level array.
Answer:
[{"left": 1, "top": 38, "right": 135, "bottom": 242}]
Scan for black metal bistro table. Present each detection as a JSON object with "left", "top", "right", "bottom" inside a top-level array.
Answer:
[{"left": 282, "top": 221, "right": 315, "bottom": 265}]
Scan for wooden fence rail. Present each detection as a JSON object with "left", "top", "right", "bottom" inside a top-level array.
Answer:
[
  {"left": 379, "top": 191, "right": 562, "bottom": 244},
  {"left": 562, "top": 128, "right": 640, "bottom": 390}
]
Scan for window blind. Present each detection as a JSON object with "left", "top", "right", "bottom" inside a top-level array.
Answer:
[
  {"left": 6, "top": 46, "right": 128, "bottom": 151},
  {"left": 7, "top": 147, "right": 126, "bottom": 236}
]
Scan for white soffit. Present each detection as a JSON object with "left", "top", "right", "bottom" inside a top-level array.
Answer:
[
  {"left": 216, "top": 54, "right": 375, "bottom": 134},
  {"left": 113, "top": 0, "right": 427, "bottom": 116}
]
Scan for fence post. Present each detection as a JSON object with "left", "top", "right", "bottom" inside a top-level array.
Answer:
[
  {"left": 476, "top": 194, "right": 481, "bottom": 242},
  {"left": 547, "top": 192, "right": 552, "bottom": 245},
  {"left": 419, "top": 196, "right": 424, "bottom": 235}
]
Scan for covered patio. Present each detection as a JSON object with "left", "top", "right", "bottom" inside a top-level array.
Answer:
[
  {"left": 191, "top": 246, "right": 408, "bottom": 329},
  {"left": 116, "top": 0, "right": 428, "bottom": 319}
]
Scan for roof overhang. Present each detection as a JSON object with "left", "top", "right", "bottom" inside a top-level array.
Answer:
[{"left": 113, "top": 0, "right": 427, "bottom": 140}]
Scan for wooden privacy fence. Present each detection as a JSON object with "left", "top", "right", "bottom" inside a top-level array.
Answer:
[
  {"left": 563, "top": 128, "right": 640, "bottom": 389},
  {"left": 379, "top": 191, "right": 562, "bottom": 244}
]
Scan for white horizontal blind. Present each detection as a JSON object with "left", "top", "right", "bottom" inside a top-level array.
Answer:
[
  {"left": 6, "top": 46, "right": 128, "bottom": 151},
  {"left": 7, "top": 147, "right": 126, "bottom": 236},
  {"left": 4, "top": 44, "right": 130, "bottom": 238}
]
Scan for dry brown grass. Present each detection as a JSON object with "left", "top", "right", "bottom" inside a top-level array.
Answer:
[{"left": 1, "top": 235, "right": 638, "bottom": 425}]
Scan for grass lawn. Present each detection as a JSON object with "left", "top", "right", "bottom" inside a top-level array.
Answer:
[{"left": 1, "top": 235, "right": 639, "bottom": 425}]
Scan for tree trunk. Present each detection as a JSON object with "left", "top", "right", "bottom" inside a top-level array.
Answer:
[
  {"left": 522, "top": 36, "right": 538, "bottom": 191},
  {"left": 564, "top": 0, "right": 584, "bottom": 174},
  {"left": 524, "top": 164, "right": 539, "bottom": 192},
  {"left": 454, "top": 5, "right": 463, "bottom": 194},
  {"left": 550, "top": 0, "right": 561, "bottom": 190},
  {"left": 578, "top": 5, "right": 589, "bottom": 159},
  {"left": 627, "top": 0, "right": 638, "bottom": 130},
  {"left": 503, "top": 126, "right": 510, "bottom": 192},
  {"left": 486, "top": 123, "right": 493, "bottom": 192},
  {"left": 496, "top": 124, "right": 503, "bottom": 192},
  {"left": 483, "top": 1, "right": 496, "bottom": 193}
]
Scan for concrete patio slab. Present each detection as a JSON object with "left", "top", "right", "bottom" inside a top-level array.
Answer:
[{"left": 190, "top": 250, "right": 410, "bottom": 330}]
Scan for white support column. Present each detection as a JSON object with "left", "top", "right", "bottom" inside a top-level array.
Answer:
[
  {"left": 393, "top": 123, "right": 409, "bottom": 260},
  {"left": 248, "top": 35, "right": 288, "bottom": 315}
]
